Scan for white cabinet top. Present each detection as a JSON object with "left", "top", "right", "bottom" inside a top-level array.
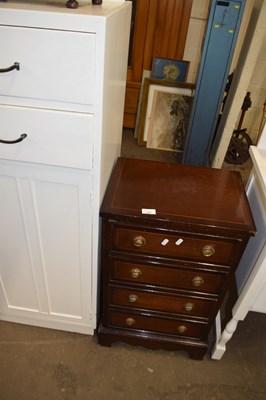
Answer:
[{"left": 0, "top": 0, "right": 129, "bottom": 31}]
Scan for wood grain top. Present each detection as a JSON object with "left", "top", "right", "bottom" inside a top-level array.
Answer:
[{"left": 101, "top": 158, "right": 256, "bottom": 235}]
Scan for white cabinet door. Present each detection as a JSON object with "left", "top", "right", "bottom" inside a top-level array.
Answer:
[{"left": 0, "top": 162, "right": 94, "bottom": 334}]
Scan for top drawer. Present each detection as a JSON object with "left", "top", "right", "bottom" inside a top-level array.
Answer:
[
  {"left": 112, "top": 226, "right": 239, "bottom": 265},
  {"left": 0, "top": 26, "right": 95, "bottom": 108}
]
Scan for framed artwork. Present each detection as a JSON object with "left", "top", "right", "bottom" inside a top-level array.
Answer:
[
  {"left": 146, "top": 88, "right": 194, "bottom": 152},
  {"left": 151, "top": 57, "right": 190, "bottom": 82},
  {"left": 134, "top": 70, "right": 151, "bottom": 138},
  {"left": 136, "top": 78, "right": 194, "bottom": 146}
]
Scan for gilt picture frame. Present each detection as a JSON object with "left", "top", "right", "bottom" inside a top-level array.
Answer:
[
  {"left": 136, "top": 78, "right": 194, "bottom": 146},
  {"left": 146, "top": 87, "right": 194, "bottom": 152},
  {"left": 134, "top": 70, "right": 151, "bottom": 139}
]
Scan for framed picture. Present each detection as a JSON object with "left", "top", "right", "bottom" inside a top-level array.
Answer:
[
  {"left": 134, "top": 70, "right": 151, "bottom": 138},
  {"left": 146, "top": 87, "right": 194, "bottom": 152},
  {"left": 136, "top": 78, "right": 194, "bottom": 146},
  {"left": 151, "top": 57, "right": 190, "bottom": 82}
]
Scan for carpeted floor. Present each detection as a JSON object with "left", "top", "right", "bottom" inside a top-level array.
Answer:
[
  {"left": 121, "top": 129, "right": 253, "bottom": 185},
  {"left": 1, "top": 311, "right": 266, "bottom": 400}
]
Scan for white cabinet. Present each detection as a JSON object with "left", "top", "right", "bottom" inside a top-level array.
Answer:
[
  {"left": 0, "top": 163, "right": 93, "bottom": 333},
  {"left": 212, "top": 122, "right": 266, "bottom": 359},
  {"left": 0, "top": 1, "right": 131, "bottom": 334}
]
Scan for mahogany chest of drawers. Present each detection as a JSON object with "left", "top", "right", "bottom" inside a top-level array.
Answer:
[{"left": 98, "top": 157, "right": 255, "bottom": 359}]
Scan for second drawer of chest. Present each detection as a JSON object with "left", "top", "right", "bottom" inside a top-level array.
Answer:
[
  {"left": 109, "top": 260, "right": 226, "bottom": 294},
  {"left": 108, "top": 286, "right": 216, "bottom": 318},
  {"left": 0, "top": 105, "right": 93, "bottom": 169}
]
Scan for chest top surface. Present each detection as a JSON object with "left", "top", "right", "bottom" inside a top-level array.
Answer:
[{"left": 101, "top": 158, "right": 256, "bottom": 235}]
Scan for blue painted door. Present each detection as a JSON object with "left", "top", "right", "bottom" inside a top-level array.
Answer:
[{"left": 183, "top": 0, "right": 245, "bottom": 166}]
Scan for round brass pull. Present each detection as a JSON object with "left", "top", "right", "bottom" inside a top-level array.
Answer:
[
  {"left": 177, "top": 325, "right": 187, "bottom": 334},
  {"left": 130, "top": 268, "right": 142, "bottom": 279},
  {"left": 125, "top": 317, "right": 136, "bottom": 326},
  {"left": 192, "top": 276, "right": 205, "bottom": 287},
  {"left": 133, "top": 236, "right": 146, "bottom": 247},
  {"left": 201, "top": 245, "right": 215, "bottom": 257},
  {"left": 128, "top": 294, "right": 139, "bottom": 303},
  {"left": 184, "top": 302, "right": 194, "bottom": 312}
]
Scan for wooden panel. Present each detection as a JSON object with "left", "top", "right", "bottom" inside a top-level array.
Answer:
[
  {"left": 148, "top": 0, "right": 192, "bottom": 60},
  {"left": 123, "top": 81, "right": 140, "bottom": 128},
  {"left": 124, "top": 0, "right": 193, "bottom": 128},
  {"left": 130, "top": 0, "right": 151, "bottom": 81}
]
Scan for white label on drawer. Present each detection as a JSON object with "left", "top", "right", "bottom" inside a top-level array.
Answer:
[
  {"left": 175, "top": 239, "right": 184, "bottom": 246},
  {"left": 161, "top": 239, "right": 169, "bottom": 246},
  {"left": 142, "top": 208, "right": 156, "bottom": 215}
]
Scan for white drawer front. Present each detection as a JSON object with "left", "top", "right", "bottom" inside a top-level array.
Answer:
[
  {"left": 0, "top": 26, "right": 95, "bottom": 107},
  {"left": 0, "top": 105, "right": 93, "bottom": 169}
]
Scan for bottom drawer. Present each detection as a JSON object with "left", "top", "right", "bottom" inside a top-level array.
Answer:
[{"left": 106, "top": 309, "right": 207, "bottom": 339}]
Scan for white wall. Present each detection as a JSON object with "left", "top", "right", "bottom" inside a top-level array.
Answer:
[
  {"left": 247, "top": 37, "right": 266, "bottom": 143},
  {"left": 183, "top": 0, "right": 210, "bottom": 84}
]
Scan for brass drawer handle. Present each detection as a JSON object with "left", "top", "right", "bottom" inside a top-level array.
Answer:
[
  {"left": 177, "top": 325, "right": 187, "bottom": 334},
  {"left": 192, "top": 276, "right": 205, "bottom": 287},
  {"left": 184, "top": 302, "right": 194, "bottom": 312},
  {"left": 128, "top": 294, "right": 139, "bottom": 303},
  {"left": 133, "top": 235, "right": 146, "bottom": 247},
  {"left": 126, "top": 317, "right": 136, "bottom": 326},
  {"left": 130, "top": 268, "right": 142, "bottom": 278},
  {"left": 201, "top": 245, "right": 215, "bottom": 257}
]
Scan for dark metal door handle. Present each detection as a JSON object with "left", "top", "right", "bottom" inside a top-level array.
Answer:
[
  {"left": 0, "top": 133, "right": 27, "bottom": 144},
  {"left": 0, "top": 62, "right": 20, "bottom": 73}
]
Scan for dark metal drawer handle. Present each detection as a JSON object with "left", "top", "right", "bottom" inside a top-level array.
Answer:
[
  {"left": 0, "top": 133, "right": 27, "bottom": 144},
  {"left": 0, "top": 62, "right": 20, "bottom": 73}
]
